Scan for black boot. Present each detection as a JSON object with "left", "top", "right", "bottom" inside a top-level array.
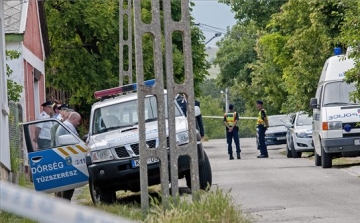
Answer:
[
  {"left": 237, "top": 153, "right": 241, "bottom": 159},
  {"left": 229, "top": 154, "right": 234, "bottom": 160}
]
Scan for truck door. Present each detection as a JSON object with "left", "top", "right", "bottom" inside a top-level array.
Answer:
[
  {"left": 313, "top": 86, "right": 323, "bottom": 153},
  {"left": 23, "top": 119, "right": 89, "bottom": 193}
]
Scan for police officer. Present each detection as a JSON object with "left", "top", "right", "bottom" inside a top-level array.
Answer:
[
  {"left": 176, "top": 94, "right": 205, "bottom": 138},
  {"left": 223, "top": 104, "right": 241, "bottom": 160},
  {"left": 33, "top": 101, "right": 54, "bottom": 150},
  {"left": 256, "top": 100, "right": 269, "bottom": 158}
]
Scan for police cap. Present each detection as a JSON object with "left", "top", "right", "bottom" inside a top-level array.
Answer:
[
  {"left": 256, "top": 100, "right": 263, "bottom": 105},
  {"left": 58, "top": 104, "right": 69, "bottom": 110},
  {"left": 41, "top": 101, "right": 54, "bottom": 107}
]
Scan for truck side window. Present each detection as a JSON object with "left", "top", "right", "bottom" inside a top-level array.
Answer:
[{"left": 315, "top": 86, "right": 323, "bottom": 107}]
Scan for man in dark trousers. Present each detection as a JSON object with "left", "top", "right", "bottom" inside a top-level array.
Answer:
[
  {"left": 256, "top": 100, "right": 269, "bottom": 158},
  {"left": 176, "top": 94, "right": 205, "bottom": 138},
  {"left": 223, "top": 104, "right": 241, "bottom": 160}
]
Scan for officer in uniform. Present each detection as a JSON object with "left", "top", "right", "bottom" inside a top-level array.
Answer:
[
  {"left": 256, "top": 100, "right": 269, "bottom": 158},
  {"left": 223, "top": 104, "right": 241, "bottom": 160},
  {"left": 176, "top": 94, "right": 205, "bottom": 138},
  {"left": 33, "top": 101, "right": 54, "bottom": 150}
]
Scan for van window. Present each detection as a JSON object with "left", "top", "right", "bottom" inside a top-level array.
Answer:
[
  {"left": 322, "top": 81, "right": 358, "bottom": 106},
  {"left": 315, "top": 86, "right": 323, "bottom": 105}
]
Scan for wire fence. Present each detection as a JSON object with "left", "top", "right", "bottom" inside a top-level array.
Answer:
[{"left": 8, "top": 101, "right": 25, "bottom": 183}]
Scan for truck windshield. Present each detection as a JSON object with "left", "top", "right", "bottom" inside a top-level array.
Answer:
[
  {"left": 323, "top": 82, "right": 358, "bottom": 106},
  {"left": 92, "top": 95, "right": 182, "bottom": 134}
]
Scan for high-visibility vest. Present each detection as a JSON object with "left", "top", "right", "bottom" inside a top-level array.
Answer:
[
  {"left": 225, "top": 112, "right": 237, "bottom": 127},
  {"left": 257, "top": 109, "right": 266, "bottom": 126}
]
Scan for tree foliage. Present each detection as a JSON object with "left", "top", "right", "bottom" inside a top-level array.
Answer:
[
  {"left": 341, "top": 1, "right": 360, "bottom": 101},
  {"left": 216, "top": 0, "right": 349, "bottom": 118},
  {"left": 45, "top": 0, "right": 209, "bottom": 117},
  {"left": 6, "top": 50, "right": 22, "bottom": 102}
]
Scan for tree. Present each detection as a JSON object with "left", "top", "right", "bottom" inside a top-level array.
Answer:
[
  {"left": 268, "top": 0, "right": 347, "bottom": 113},
  {"left": 221, "top": 0, "right": 288, "bottom": 28},
  {"left": 45, "top": 0, "right": 209, "bottom": 117},
  {"left": 6, "top": 50, "right": 22, "bottom": 102},
  {"left": 340, "top": 1, "right": 360, "bottom": 101}
]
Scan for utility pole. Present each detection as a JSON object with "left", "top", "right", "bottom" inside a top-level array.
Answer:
[{"left": 225, "top": 87, "right": 229, "bottom": 113}]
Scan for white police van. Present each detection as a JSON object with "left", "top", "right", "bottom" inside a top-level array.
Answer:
[
  {"left": 310, "top": 50, "right": 360, "bottom": 168},
  {"left": 23, "top": 80, "right": 211, "bottom": 204}
]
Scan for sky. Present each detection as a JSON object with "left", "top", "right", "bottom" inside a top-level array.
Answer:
[{"left": 191, "top": 0, "right": 237, "bottom": 47}]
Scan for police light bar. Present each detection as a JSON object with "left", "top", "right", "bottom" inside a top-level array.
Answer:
[{"left": 94, "top": 79, "right": 155, "bottom": 99}]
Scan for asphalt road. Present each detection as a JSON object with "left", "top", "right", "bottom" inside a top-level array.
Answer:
[{"left": 202, "top": 138, "right": 360, "bottom": 223}]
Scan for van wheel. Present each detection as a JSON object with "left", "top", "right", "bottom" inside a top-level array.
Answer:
[
  {"left": 290, "top": 140, "right": 302, "bottom": 158},
  {"left": 185, "top": 151, "right": 212, "bottom": 191},
  {"left": 321, "top": 146, "right": 332, "bottom": 168},
  {"left": 286, "top": 142, "right": 293, "bottom": 158},
  {"left": 314, "top": 150, "right": 321, "bottom": 166},
  {"left": 89, "top": 180, "right": 116, "bottom": 204}
]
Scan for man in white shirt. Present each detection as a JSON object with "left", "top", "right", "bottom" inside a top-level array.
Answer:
[
  {"left": 55, "top": 111, "right": 82, "bottom": 201},
  {"left": 33, "top": 101, "right": 54, "bottom": 150}
]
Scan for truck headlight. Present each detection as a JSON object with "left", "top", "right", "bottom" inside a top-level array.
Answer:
[
  {"left": 91, "top": 149, "right": 114, "bottom": 163},
  {"left": 322, "top": 121, "right": 342, "bottom": 130},
  {"left": 176, "top": 132, "right": 189, "bottom": 145},
  {"left": 296, "top": 131, "right": 308, "bottom": 138}
]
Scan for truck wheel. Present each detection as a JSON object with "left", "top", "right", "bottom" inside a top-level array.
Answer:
[
  {"left": 290, "top": 140, "right": 302, "bottom": 158},
  {"left": 286, "top": 142, "right": 293, "bottom": 158},
  {"left": 321, "top": 146, "right": 332, "bottom": 168},
  {"left": 314, "top": 150, "right": 321, "bottom": 166},
  {"left": 89, "top": 180, "right": 116, "bottom": 204},
  {"left": 185, "top": 151, "right": 212, "bottom": 191}
]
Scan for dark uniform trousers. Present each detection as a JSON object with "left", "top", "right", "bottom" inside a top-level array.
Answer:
[
  {"left": 227, "top": 127, "right": 240, "bottom": 155},
  {"left": 257, "top": 125, "right": 268, "bottom": 156}
]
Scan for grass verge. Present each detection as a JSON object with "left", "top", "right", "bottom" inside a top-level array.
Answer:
[{"left": 77, "top": 185, "right": 252, "bottom": 223}]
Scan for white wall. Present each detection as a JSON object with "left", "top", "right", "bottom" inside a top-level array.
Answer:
[
  {"left": 0, "top": 0, "right": 11, "bottom": 170},
  {"left": 5, "top": 42, "right": 25, "bottom": 106}
]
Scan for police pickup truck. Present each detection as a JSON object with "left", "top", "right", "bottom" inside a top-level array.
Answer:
[{"left": 23, "top": 80, "right": 212, "bottom": 204}]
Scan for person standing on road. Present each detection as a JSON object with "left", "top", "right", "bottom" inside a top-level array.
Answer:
[
  {"left": 223, "top": 104, "right": 241, "bottom": 160},
  {"left": 256, "top": 100, "right": 269, "bottom": 158},
  {"left": 33, "top": 101, "right": 54, "bottom": 150}
]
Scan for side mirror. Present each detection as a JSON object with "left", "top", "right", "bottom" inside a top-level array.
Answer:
[
  {"left": 285, "top": 123, "right": 293, "bottom": 128},
  {"left": 58, "top": 134, "right": 79, "bottom": 146},
  {"left": 194, "top": 106, "right": 201, "bottom": 117},
  {"left": 310, "top": 98, "right": 318, "bottom": 109}
]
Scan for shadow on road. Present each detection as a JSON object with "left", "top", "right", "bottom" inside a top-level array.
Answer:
[{"left": 333, "top": 163, "right": 360, "bottom": 169}]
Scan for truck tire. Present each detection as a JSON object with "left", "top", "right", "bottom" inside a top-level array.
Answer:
[
  {"left": 90, "top": 180, "right": 116, "bottom": 204},
  {"left": 321, "top": 145, "right": 332, "bottom": 168},
  {"left": 290, "top": 140, "right": 302, "bottom": 158},
  {"left": 314, "top": 150, "right": 321, "bottom": 166},
  {"left": 185, "top": 151, "right": 212, "bottom": 191},
  {"left": 286, "top": 142, "right": 293, "bottom": 158}
]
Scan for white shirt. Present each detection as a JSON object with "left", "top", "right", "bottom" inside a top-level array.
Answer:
[
  {"left": 56, "top": 114, "right": 63, "bottom": 120},
  {"left": 36, "top": 111, "right": 53, "bottom": 140},
  {"left": 63, "top": 120, "right": 78, "bottom": 135}
]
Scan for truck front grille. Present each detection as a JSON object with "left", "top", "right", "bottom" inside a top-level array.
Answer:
[
  {"left": 130, "top": 139, "right": 157, "bottom": 155},
  {"left": 114, "top": 146, "right": 130, "bottom": 158}
]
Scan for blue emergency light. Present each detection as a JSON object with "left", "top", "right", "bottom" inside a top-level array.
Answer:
[
  {"left": 94, "top": 79, "right": 155, "bottom": 99},
  {"left": 334, "top": 47, "right": 342, "bottom": 56}
]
